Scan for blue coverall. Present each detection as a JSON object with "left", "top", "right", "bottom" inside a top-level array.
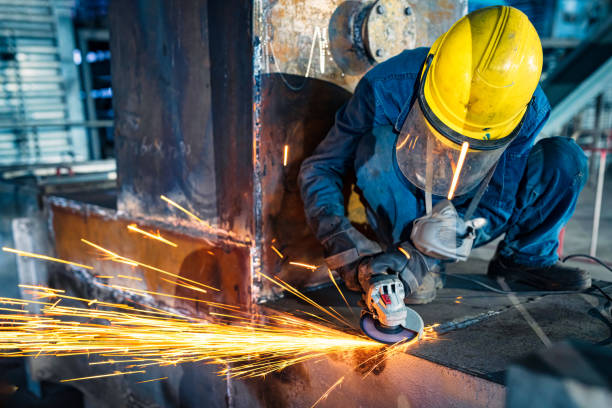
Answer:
[{"left": 299, "top": 48, "right": 587, "bottom": 272}]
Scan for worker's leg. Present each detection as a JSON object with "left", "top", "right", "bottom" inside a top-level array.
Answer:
[
  {"left": 499, "top": 137, "right": 587, "bottom": 265},
  {"left": 488, "top": 137, "right": 591, "bottom": 290}
]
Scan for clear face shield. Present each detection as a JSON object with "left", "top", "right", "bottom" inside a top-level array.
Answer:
[{"left": 395, "top": 56, "right": 525, "bottom": 199}]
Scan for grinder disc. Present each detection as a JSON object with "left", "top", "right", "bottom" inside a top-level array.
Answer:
[{"left": 360, "top": 307, "right": 424, "bottom": 345}]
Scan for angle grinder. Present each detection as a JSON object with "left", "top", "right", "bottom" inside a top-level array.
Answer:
[{"left": 359, "top": 275, "right": 424, "bottom": 344}]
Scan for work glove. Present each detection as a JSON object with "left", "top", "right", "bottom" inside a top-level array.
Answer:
[
  {"left": 320, "top": 216, "right": 382, "bottom": 291},
  {"left": 358, "top": 241, "right": 440, "bottom": 295},
  {"left": 411, "top": 199, "right": 487, "bottom": 262}
]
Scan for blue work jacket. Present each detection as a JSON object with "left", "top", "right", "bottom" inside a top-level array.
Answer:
[{"left": 299, "top": 47, "right": 551, "bottom": 248}]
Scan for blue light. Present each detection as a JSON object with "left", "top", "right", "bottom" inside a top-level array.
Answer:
[
  {"left": 85, "top": 50, "right": 111, "bottom": 63},
  {"left": 73, "top": 49, "right": 82, "bottom": 65},
  {"left": 90, "top": 88, "right": 113, "bottom": 99}
]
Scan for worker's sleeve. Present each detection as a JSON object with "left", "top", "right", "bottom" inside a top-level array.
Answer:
[
  {"left": 298, "top": 78, "right": 377, "bottom": 242},
  {"left": 474, "top": 86, "right": 552, "bottom": 237}
]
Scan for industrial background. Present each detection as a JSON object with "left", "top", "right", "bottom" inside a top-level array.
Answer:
[{"left": 0, "top": 0, "right": 611, "bottom": 407}]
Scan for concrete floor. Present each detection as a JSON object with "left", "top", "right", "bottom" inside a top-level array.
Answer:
[{"left": 270, "top": 258, "right": 612, "bottom": 385}]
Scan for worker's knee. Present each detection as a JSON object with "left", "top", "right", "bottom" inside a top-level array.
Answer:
[{"left": 529, "top": 137, "right": 588, "bottom": 192}]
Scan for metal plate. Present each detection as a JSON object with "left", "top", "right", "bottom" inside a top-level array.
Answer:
[
  {"left": 328, "top": 1, "right": 374, "bottom": 76},
  {"left": 366, "top": 0, "right": 416, "bottom": 63}
]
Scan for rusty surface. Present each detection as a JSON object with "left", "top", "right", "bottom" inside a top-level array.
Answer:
[
  {"left": 49, "top": 199, "right": 251, "bottom": 312},
  {"left": 328, "top": 0, "right": 374, "bottom": 76},
  {"left": 262, "top": 0, "right": 466, "bottom": 91},
  {"left": 263, "top": 0, "right": 368, "bottom": 91},
  {"left": 208, "top": 0, "right": 255, "bottom": 235},
  {"left": 110, "top": 0, "right": 254, "bottom": 240},
  {"left": 365, "top": 0, "right": 417, "bottom": 63},
  {"left": 257, "top": 74, "right": 352, "bottom": 298}
]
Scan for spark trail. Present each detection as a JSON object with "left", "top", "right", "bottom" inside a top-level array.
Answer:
[
  {"left": 0, "top": 194, "right": 438, "bottom": 389},
  {"left": 0, "top": 285, "right": 380, "bottom": 381}
]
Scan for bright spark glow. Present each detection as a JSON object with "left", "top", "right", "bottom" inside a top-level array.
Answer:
[
  {"left": 160, "top": 195, "right": 216, "bottom": 230},
  {"left": 289, "top": 261, "right": 317, "bottom": 271},
  {"left": 257, "top": 273, "right": 354, "bottom": 329},
  {"left": 118, "top": 274, "right": 142, "bottom": 281},
  {"left": 0, "top": 221, "right": 440, "bottom": 384},
  {"left": 2, "top": 247, "right": 93, "bottom": 270},
  {"left": 311, "top": 376, "right": 344, "bottom": 408},
  {"left": 283, "top": 145, "right": 289, "bottom": 167},
  {"left": 0, "top": 285, "right": 382, "bottom": 380},
  {"left": 81, "top": 239, "right": 219, "bottom": 292},
  {"left": 270, "top": 245, "right": 284, "bottom": 259},
  {"left": 127, "top": 224, "right": 178, "bottom": 247},
  {"left": 398, "top": 247, "right": 411, "bottom": 260},
  {"left": 327, "top": 269, "right": 353, "bottom": 315},
  {"left": 409, "top": 135, "right": 419, "bottom": 150},
  {"left": 396, "top": 133, "right": 411, "bottom": 150},
  {"left": 447, "top": 142, "right": 469, "bottom": 200},
  {"left": 136, "top": 376, "right": 168, "bottom": 384},
  {"left": 61, "top": 370, "right": 146, "bottom": 382}
]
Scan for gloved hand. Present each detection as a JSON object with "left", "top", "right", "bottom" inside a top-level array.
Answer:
[
  {"left": 358, "top": 241, "right": 440, "bottom": 295},
  {"left": 320, "top": 216, "right": 382, "bottom": 291},
  {"left": 411, "top": 199, "right": 487, "bottom": 262}
]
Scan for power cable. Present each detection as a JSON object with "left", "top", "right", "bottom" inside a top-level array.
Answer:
[{"left": 439, "top": 253, "right": 612, "bottom": 297}]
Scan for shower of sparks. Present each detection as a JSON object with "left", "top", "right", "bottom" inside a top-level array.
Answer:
[
  {"left": 0, "top": 284, "right": 382, "bottom": 381},
  {"left": 160, "top": 195, "right": 214, "bottom": 229},
  {"left": 289, "top": 261, "right": 317, "bottom": 271},
  {"left": 447, "top": 141, "right": 469, "bottom": 200},
  {"left": 127, "top": 224, "right": 178, "bottom": 247},
  {"left": 283, "top": 145, "right": 289, "bottom": 167},
  {"left": 2, "top": 247, "right": 93, "bottom": 270},
  {"left": 311, "top": 376, "right": 345, "bottom": 408},
  {"left": 80, "top": 239, "right": 219, "bottom": 292},
  {"left": 0, "top": 232, "right": 440, "bottom": 384},
  {"left": 257, "top": 272, "right": 354, "bottom": 329},
  {"left": 327, "top": 269, "right": 353, "bottom": 315},
  {"left": 270, "top": 245, "right": 284, "bottom": 259}
]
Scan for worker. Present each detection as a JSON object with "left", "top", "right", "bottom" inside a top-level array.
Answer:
[{"left": 298, "top": 6, "right": 590, "bottom": 304}]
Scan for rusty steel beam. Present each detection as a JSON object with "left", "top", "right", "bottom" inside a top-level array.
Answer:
[
  {"left": 48, "top": 197, "right": 251, "bottom": 313},
  {"left": 110, "top": 0, "right": 254, "bottom": 242}
]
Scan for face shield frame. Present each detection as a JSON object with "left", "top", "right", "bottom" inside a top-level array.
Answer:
[{"left": 395, "top": 54, "right": 532, "bottom": 198}]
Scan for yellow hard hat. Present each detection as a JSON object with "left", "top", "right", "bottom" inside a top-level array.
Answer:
[
  {"left": 424, "top": 5, "right": 543, "bottom": 141},
  {"left": 395, "top": 6, "right": 543, "bottom": 198}
]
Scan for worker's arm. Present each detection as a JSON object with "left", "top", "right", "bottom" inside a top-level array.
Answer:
[
  {"left": 298, "top": 78, "right": 378, "bottom": 241},
  {"left": 298, "top": 78, "right": 385, "bottom": 288}
]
